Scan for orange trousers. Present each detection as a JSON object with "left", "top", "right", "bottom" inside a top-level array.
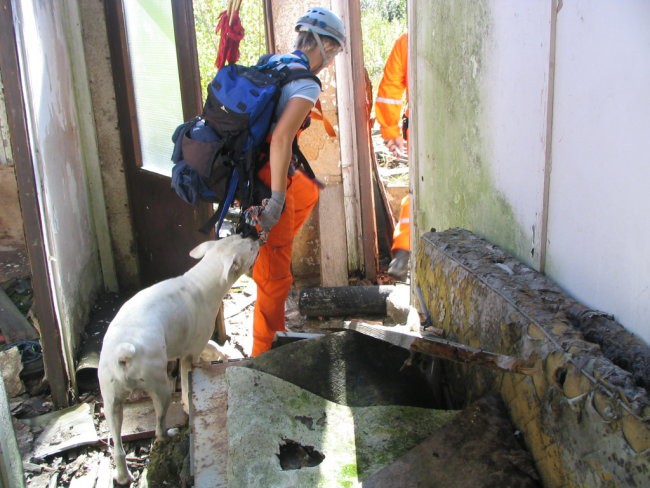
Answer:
[
  {"left": 251, "top": 164, "right": 319, "bottom": 356},
  {"left": 391, "top": 194, "right": 410, "bottom": 252}
]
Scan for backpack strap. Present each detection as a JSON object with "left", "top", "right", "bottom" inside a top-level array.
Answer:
[
  {"left": 199, "top": 167, "right": 240, "bottom": 235},
  {"left": 280, "top": 68, "right": 322, "bottom": 89}
]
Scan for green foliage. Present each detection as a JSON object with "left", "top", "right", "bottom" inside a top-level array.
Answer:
[
  {"left": 360, "top": 0, "right": 407, "bottom": 98},
  {"left": 192, "top": 0, "right": 407, "bottom": 107},
  {"left": 361, "top": 0, "right": 406, "bottom": 23},
  {"left": 193, "top": 0, "right": 267, "bottom": 99}
]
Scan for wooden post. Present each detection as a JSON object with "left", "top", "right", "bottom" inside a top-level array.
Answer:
[
  {"left": 333, "top": 0, "right": 378, "bottom": 279},
  {"left": 318, "top": 185, "right": 349, "bottom": 286}
]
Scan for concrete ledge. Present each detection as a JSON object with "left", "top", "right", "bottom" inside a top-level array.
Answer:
[{"left": 416, "top": 228, "right": 650, "bottom": 488}]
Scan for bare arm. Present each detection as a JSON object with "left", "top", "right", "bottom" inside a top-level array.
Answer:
[{"left": 269, "top": 96, "right": 315, "bottom": 192}]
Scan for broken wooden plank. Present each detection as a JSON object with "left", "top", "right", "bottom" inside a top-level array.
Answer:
[
  {"left": 299, "top": 286, "right": 395, "bottom": 317},
  {"left": 344, "top": 322, "right": 537, "bottom": 375},
  {"left": 272, "top": 332, "right": 324, "bottom": 349},
  {"left": 318, "top": 184, "right": 350, "bottom": 287}
]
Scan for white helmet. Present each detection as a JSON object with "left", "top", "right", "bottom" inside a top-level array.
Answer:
[{"left": 295, "top": 7, "right": 346, "bottom": 48}]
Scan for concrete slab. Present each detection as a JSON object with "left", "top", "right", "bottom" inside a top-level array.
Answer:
[
  {"left": 190, "top": 360, "right": 250, "bottom": 488},
  {"left": 225, "top": 366, "right": 457, "bottom": 487}
]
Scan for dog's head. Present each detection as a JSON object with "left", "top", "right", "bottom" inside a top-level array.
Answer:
[{"left": 189, "top": 235, "right": 259, "bottom": 285}]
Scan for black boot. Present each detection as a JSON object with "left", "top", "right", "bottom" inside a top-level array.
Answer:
[{"left": 387, "top": 249, "right": 409, "bottom": 281}]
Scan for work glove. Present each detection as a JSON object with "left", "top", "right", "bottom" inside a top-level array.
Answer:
[
  {"left": 384, "top": 137, "right": 407, "bottom": 159},
  {"left": 260, "top": 191, "right": 286, "bottom": 232}
]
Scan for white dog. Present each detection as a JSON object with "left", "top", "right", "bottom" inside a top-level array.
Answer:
[{"left": 98, "top": 235, "right": 259, "bottom": 485}]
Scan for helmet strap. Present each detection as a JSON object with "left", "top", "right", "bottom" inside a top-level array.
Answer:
[{"left": 312, "top": 31, "right": 332, "bottom": 72}]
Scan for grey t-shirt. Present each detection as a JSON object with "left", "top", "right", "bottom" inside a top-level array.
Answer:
[{"left": 267, "top": 53, "right": 321, "bottom": 118}]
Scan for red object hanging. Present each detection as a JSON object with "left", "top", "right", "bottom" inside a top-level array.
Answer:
[{"left": 215, "top": 9, "right": 245, "bottom": 69}]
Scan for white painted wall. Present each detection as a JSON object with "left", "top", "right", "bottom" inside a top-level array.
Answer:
[
  {"left": 413, "top": 0, "right": 650, "bottom": 344},
  {"left": 482, "top": 1, "right": 552, "bottom": 267},
  {"left": 13, "top": 1, "right": 103, "bottom": 380},
  {"left": 546, "top": 0, "right": 650, "bottom": 343}
]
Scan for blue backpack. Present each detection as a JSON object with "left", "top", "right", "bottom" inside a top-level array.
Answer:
[{"left": 171, "top": 53, "right": 321, "bottom": 236}]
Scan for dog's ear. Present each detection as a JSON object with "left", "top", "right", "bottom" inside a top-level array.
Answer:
[
  {"left": 189, "top": 240, "right": 215, "bottom": 260},
  {"left": 223, "top": 253, "right": 241, "bottom": 283}
]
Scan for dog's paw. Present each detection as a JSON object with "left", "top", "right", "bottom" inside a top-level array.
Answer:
[
  {"left": 199, "top": 340, "right": 243, "bottom": 363},
  {"left": 199, "top": 340, "right": 224, "bottom": 362}
]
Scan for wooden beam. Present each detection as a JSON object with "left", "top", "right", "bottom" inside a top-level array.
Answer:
[
  {"left": 262, "top": 0, "right": 276, "bottom": 53},
  {"left": 344, "top": 322, "right": 537, "bottom": 375},
  {"left": 171, "top": 0, "right": 203, "bottom": 120},
  {"left": 334, "top": 0, "right": 377, "bottom": 279},
  {"left": 318, "top": 184, "right": 349, "bottom": 286},
  {"left": 0, "top": 0, "right": 70, "bottom": 408}
]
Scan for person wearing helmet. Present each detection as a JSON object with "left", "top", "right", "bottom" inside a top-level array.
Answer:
[
  {"left": 375, "top": 32, "right": 410, "bottom": 281},
  {"left": 251, "top": 7, "right": 346, "bottom": 356}
]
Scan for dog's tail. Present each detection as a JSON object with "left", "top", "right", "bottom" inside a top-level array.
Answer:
[{"left": 115, "top": 342, "right": 136, "bottom": 369}]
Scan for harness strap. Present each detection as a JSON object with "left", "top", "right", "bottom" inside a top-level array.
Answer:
[
  {"left": 291, "top": 138, "right": 325, "bottom": 190},
  {"left": 310, "top": 99, "right": 336, "bottom": 137}
]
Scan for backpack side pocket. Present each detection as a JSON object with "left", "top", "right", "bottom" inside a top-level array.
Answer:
[{"left": 181, "top": 132, "right": 225, "bottom": 179}]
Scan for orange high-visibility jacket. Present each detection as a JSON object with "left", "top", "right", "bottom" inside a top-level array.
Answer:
[{"left": 375, "top": 32, "right": 408, "bottom": 141}]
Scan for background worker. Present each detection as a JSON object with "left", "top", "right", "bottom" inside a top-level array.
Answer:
[
  {"left": 375, "top": 32, "right": 410, "bottom": 281},
  {"left": 252, "top": 7, "right": 346, "bottom": 356}
]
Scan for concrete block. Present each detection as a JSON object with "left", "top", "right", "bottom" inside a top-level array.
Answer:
[{"left": 416, "top": 228, "right": 650, "bottom": 488}]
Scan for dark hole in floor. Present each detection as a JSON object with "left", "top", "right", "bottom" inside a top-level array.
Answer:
[{"left": 278, "top": 439, "right": 325, "bottom": 470}]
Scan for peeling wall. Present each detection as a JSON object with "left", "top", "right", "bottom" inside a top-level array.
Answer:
[
  {"left": 412, "top": 0, "right": 548, "bottom": 267},
  {"left": 12, "top": 1, "right": 103, "bottom": 381},
  {"left": 417, "top": 229, "right": 650, "bottom": 488},
  {"left": 412, "top": 0, "right": 650, "bottom": 344},
  {"left": 77, "top": 0, "right": 139, "bottom": 290}
]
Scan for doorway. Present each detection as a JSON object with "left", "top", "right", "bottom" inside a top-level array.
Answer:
[
  {"left": 360, "top": 0, "right": 409, "bottom": 278},
  {"left": 105, "top": 0, "right": 213, "bottom": 286}
]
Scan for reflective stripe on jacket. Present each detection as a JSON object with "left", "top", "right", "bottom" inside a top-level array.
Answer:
[{"left": 375, "top": 32, "right": 408, "bottom": 141}]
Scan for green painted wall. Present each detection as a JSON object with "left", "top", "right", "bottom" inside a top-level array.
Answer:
[{"left": 413, "top": 0, "right": 529, "bottom": 263}]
